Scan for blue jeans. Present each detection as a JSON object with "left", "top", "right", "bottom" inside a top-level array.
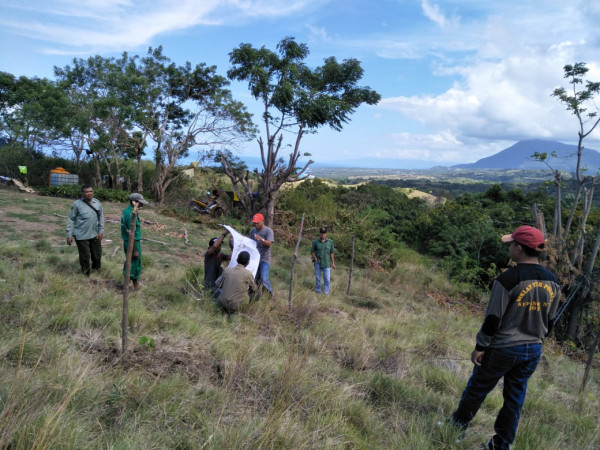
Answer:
[
  {"left": 314, "top": 262, "right": 331, "bottom": 294},
  {"left": 256, "top": 261, "right": 273, "bottom": 294},
  {"left": 452, "top": 343, "right": 542, "bottom": 449}
]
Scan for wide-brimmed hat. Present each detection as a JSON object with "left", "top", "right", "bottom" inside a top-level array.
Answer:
[{"left": 501, "top": 225, "right": 545, "bottom": 251}]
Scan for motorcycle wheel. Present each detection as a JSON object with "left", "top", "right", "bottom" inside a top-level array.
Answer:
[{"left": 213, "top": 207, "right": 224, "bottom": 218}]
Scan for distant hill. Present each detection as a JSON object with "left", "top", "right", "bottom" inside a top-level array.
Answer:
[{"left": 452, "top": 139, "right": 600, "bottom": 173}]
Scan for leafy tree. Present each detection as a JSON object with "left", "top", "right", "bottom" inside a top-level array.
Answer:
[
  {"left": 552, "top": 63, "right": 600, "bottom": 242},
  {"left": 550, "top": 62, "right": 600, "bottom": 342},
  {"left": 55, "top": 48, "right": 254, "bottom": 202},
  {"left": 55, "top": 55, "right": 137, "bottom": 188},
  {"left": 224, "top": 37, "right": 381, "bottom": 225},
  {"left": 134, "top": 47, "right": 255, "bottom": 203},
  {"left": 0, "top": 72, "right": 70, "bottom": 159}
]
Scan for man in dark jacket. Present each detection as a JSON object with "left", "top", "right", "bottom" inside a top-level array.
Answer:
[{"left": 449, "top": 225, "right": 561, "bottom": 449}]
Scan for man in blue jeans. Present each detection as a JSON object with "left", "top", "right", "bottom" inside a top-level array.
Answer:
[
  {"left": 311, "top": 226, "right": 336, "bottom": 294},
  {"left": 450, "top": 225, "right": 561, "bottom": 449},
  {"left": 249, "top": 213, "right": 274, "bottom": 296}
]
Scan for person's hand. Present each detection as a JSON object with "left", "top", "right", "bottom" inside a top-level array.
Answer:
[
  {"left": 67, "top": 237, "right": 72, "bottom": 246},
  {"left": 332, "top": 263, "right": 336, "bottom": 270},
  {"left": 97, "top": 233, "right": 103, "bottom": 241},
  {"left": 471, "top": 349, "right": 484, "bottom": 366},
  {"left": 222, "top": 229, "right": 230, "bottom": 236}
]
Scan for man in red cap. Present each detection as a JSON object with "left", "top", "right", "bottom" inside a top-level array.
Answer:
[
  {"left": 249, "top": 213, "right": 274, "bottom": 295},
  {"left": 448, "top": 225, "right": 561, "bottom": 449}
]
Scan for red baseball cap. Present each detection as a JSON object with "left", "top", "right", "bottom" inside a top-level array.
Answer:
[
  {"left": 501, "top": 225, "right": 545, "bottom": 251},
  {"left": 252, "top": 213, "right": 264, "bottom": 223}
]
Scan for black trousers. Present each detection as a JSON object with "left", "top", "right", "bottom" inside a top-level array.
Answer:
[{"left": 75, "top": 237, "right": 102, "bottom": 275}]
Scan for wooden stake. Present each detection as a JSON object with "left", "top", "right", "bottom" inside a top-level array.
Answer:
[
  {"left": 347, "top": 236, "right": 355, "bottom": 296},
  {"left": 122, "top": 203, "right": 139, "bottom": 354},
  {"left": 288, "top": 213, "right": 305, "bottom": 308},
  {"left": 579, "top": 332, "right": 600, "bottom": 395}
]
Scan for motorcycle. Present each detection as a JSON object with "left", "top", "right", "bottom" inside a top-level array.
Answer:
[{"left": 188, "top": 192, "right": 225, "bottom": 218}]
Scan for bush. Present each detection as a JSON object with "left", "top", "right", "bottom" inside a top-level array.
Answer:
[{"left": 38, "top": 185, "right": 131, "bottom": 202}]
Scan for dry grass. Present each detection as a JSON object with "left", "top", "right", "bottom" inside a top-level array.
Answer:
[{"left": 0, "top": 188, "right": 599, "bottom": 449}]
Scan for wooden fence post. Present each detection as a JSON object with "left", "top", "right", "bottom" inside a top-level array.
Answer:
[
  {"left": 122, "top": 203, "right": 138, "bottom": 354},
  {"left": 288, "top": 213, "right": 305, "bottom": 308},
  {"left": 347, "top": 236, "right": 355, "bottom": 296}
]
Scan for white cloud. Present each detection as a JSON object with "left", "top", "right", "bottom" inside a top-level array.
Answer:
[
  {"left": 307, "top": 25, "right": 331, "bottom": 42},
  {"left": 372, "top": 2, "right": 600, "bottom": 163},
  {"left": 0, "top": 0, "right": 324, "bottom": 54},
  {"left": 421, "top": 0, "right": 456, "bottom": 29},
  {"left": 371, "top": 130, "right": 507, "bottom": 164}
]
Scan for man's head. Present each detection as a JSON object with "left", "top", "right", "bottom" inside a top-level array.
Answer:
[
  {"left": 501, "top": 225, "right": 545, "bottom": 258},
  {"left": 252, "top": 213, "right": 264, "bottom": 230},
  {"left": 209, "top": 237, "right": 220, "bottom": 249},
  {"left": 319, "top": 226, "right": 328, "bottom": 240},
  {"left": 81, "top": 184, "right": 94, "bottom": 202},
  {"left": 129, "top": 193, "right": 149, "bottom": 208},
  {"left": 237, "top": 251, "right": 250, "bottom": 266}
]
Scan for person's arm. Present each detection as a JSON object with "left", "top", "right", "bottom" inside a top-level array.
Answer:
[
  {"left": 330, "top": 240, "right": 336, "bottom": 270},
  {"left": 66, "top": 202, "right": 77, "bottom": 245},
  {"left": 97, "top": 201, "right": 104, "bottom": 240},
  {"left": 255, "top": 234, "right": 272, "bottom": 247},
  {"left": 311, "top": 240, "right": 317, "bottom": 262},
  {"left": 206, "top": 230, "right": 229, "bottom": 256},
  {"left": 248, "top": 272, "right": 258, "bottom": 293},
  {"left": 473, "top": 279, "right": 510, "bottom": 364}
]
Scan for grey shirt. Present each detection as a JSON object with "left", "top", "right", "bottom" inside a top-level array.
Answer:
[
  {"left": 250, "top": 226, "right": 274, "bottom": 263},
  {"left": 66, "top": 198, "right": 104, "bottom": 240}
]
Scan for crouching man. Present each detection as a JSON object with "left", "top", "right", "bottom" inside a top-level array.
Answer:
[{"left": 216, "top": 251, "right": 257, "bottom": 314}]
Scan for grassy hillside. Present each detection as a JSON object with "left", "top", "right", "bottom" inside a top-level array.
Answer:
[{"left": 0, "top": 188, "right": 598, "bottom": 449}]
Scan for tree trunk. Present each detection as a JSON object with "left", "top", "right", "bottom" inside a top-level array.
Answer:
[
  {"left": 93, "top": 154, "right": 102, "bottom": 187},
  {"left": 566, "top": 301, "right": 583, "bottom": 341},
  {"left": 265, "top": 191, "right": 278, "bottom": 228},
  {"left": 137, "top": 154, "right": 144, "bottom": 193}
]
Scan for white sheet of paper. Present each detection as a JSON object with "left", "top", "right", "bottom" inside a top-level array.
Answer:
[{"left": 223, "top": 225, "right": 260, "bottom": 277}]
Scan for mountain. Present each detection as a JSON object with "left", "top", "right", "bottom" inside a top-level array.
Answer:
[{"left": 452, "top": 139, "right": 600, "bottom": 172}]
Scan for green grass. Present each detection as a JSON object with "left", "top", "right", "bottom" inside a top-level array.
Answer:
[{"left": 0, "top": 188, "right": 598, "bottom": 449}]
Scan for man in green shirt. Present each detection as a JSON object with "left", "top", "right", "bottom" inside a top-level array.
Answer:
[
  {"left": 121, "top": 193, "right": 148, "bottom": 291},
  {"left": 311, "top": 226, "right": 336, "bottom": 294},
  {"left": 66, "top": 185, "right": 104, "bottom": 276}
]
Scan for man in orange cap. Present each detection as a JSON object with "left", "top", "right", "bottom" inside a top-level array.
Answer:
[
  {"left": 249, "top": 213, "right": 274, "bottom": 295},
  {"left": 448, "top": 225, "right": 561, "bottom": 449}
]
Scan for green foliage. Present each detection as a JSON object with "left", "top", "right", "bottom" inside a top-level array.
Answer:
[
  {"left": 38, "top": 185, "right": 131, "bottom": 202},
  {"left": 138, "top": 336, "right": 155, "bottom": 350},
  {"left": 225, "top": 37, "right": 380, "bottom": 223}
]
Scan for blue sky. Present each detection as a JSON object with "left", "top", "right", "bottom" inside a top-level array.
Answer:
[{"left": 2, "top": 0, "right": 600, "bottom": 169}]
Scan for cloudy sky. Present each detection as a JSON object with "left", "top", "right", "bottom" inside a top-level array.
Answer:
[{"left": 2, "top": 0, "right": 600, "bottom": 168}]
